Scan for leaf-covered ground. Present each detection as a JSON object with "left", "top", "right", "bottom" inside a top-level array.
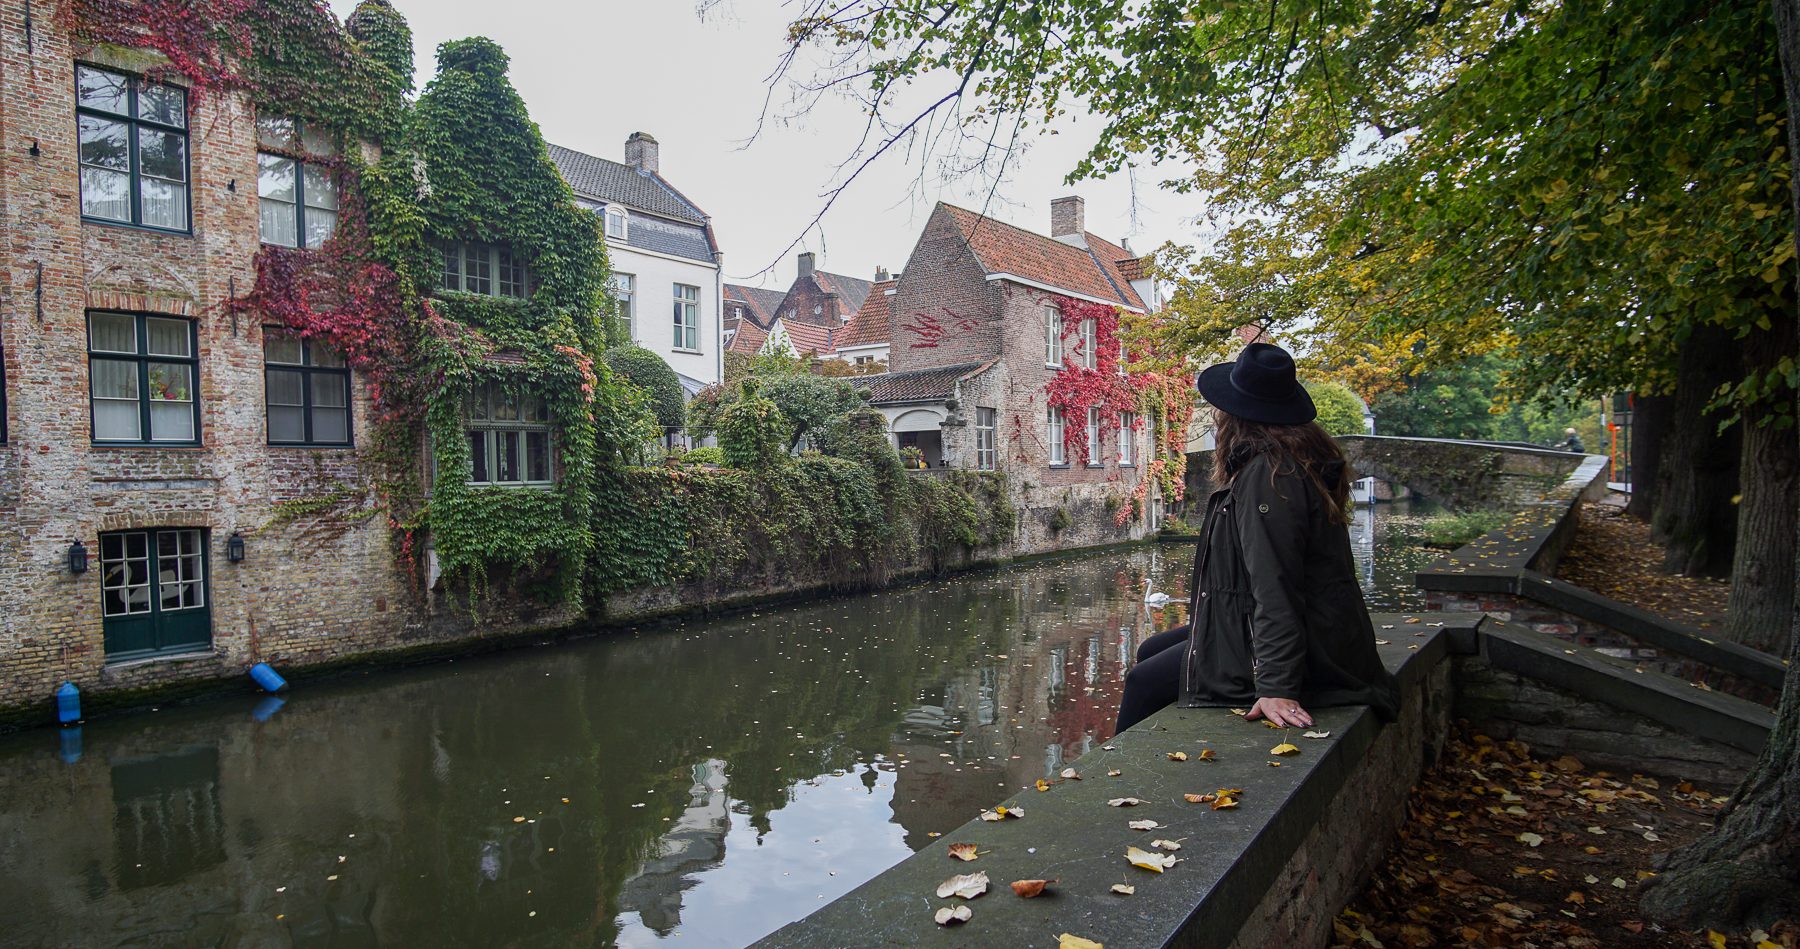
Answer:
[
  {"left": 1555, "top": 502, "right": 1732, "bottom": 632},
  {"left": 1329, "top": 729, "right": 1797, "bottom": 948}
]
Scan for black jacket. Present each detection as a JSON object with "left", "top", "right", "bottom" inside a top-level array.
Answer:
[{"left": 1179, "top": 453, "right": 1401, "bottom": 721}]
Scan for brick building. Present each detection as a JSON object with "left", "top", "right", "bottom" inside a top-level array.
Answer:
[
  {"left": 723, "top": 253, "right": 881, "bottom": 361},
  {"left": 0, "top": 8, "right": 423, "bottom": 716},
  {"left": 860, "top": 197, "right": 1167, "bottom": 548}
]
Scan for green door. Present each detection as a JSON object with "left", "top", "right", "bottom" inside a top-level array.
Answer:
[{"left": 101, "top": 529, "right": 211, "bottom": 660}]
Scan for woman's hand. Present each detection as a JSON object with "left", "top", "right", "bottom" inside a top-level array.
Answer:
[{"left": 1245, "top": 696, "right": 1313, "bottom": 728}]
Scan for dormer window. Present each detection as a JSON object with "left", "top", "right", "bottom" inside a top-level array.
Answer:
[
  {"left": 604, "top": 206, "right": 629, "bottom": 241},
  {"left": 439, "top": 241, "right": 530, "bottom": 298}
]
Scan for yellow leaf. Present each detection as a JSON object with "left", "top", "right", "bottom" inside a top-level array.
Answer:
[
  {"left": 1167, "top": 751, "right": 1189, "bottom": 761},
  {"left": 1211, "top": 796, "right": 1239, "bottom": 810},
  {"left": 1059, "top": 935, "right": 1104, "bottom": 949},
  {"left": 947, "top": 843, "right": 978, "bottom": 862},
  {"left": 1270, "top": 743, "right": 1300, "bottom": 756},
  {"left": 1036, "top": 779, "right": 1051, "bottom": 792},
  {"left": 1707, "top": 932, "right": 1727, "bottom": 949},
  {"left": 1197, "top": 749, "right": 1217, "bottom": 761},
  {"left": 1127, "top": 846, "right": 1178, "bottom": 872}
]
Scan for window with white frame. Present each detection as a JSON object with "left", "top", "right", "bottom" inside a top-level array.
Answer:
[
  {"left": 604, "top": 206, "right": 629, "bottom": 241},
  {"left": 1087, "top": 406, "right": 1102, "bottom": 465},
  {"left": 1080, "top": 318, "right": 1097, "bottom": 369},
  {"left": 1118, "top": 337, "right": 1129, "bottom": 376},
  {"left": 465, "top": 381, "right": 554, "bottom": 486},
  {"left": 1119, "top": 411, "right": 1137, "bottom": 465},
  {"left": 673, "top": 283, "right": 701, "bottom": 351},
  {"left": 257, "top": 115, "right": 339, "bottom": 249},
  {"left": 1044, "top": 305, "right": 1064, "bottom": 366},
  {"left": 440, "top": 242, "right": 530, "bottom": 298},
  {"left": 77, "top": 65, "right": 189, "bottom": 231},
  {"left": 976, "top": 407, "right": 997, "bottom": 471},
  {"left": 611, "top": 273, "right": 636, "bottom": 339},
  {"left": 1047, "top": 406, "right": 1066, "bottom": 465}
]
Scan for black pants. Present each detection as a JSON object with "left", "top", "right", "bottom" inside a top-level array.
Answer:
[{"left": 1115, "top": 624, "right": 1190, "bottom": 734}]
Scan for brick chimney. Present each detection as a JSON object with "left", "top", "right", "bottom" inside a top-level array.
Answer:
[
  {"left": 625, "top": 132, "right": 659, "bottom": 174},
  {"left": 797, "top": 252, "right": 816, "bottom": 278},
  {"left": 1051, "top": 195, "right": 1085, "bottom": 244}
]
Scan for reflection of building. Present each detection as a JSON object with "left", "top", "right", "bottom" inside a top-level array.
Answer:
[{"left": 616, "top": 759, "right": 732, "bottom": 936}]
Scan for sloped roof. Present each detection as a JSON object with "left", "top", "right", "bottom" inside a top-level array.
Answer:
[
  {"left": 724, "top": 284, "right": 787, "bottom": 328},
  {"left": 939, "top": 203, "right": 1147, "bottom": 311},
  {"left": 728, "top": 318, "right": 769, "bottom": 355},
  {"left": 837, "top": 280, "right": 894, "bottom": 350},
  {"left": 853, "top": 361, "right": 986, "bottom": 404},
  {"left": 1116, "top": 254, "right": 1152, "bottom": 282},
  {"left": 780, "top": 320, "right": 837, "bottom": 356},
  {"left": 812, "top": 271, "right": 874, "bottom": 316},
  {"left": 547, "top": 143, "right": 708, "bottom": 225}
]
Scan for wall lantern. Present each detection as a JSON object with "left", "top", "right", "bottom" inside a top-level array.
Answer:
[
  {"left": 226, "top": 532, "right": 246, "bottom": 564},
  {"left": 67, "top": 540, "right": 88, "bottom": 574}
]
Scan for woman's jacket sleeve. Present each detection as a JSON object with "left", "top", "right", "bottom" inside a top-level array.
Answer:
[{"left": 1233, "top": 464, "right": 1310, "bottom": 701}]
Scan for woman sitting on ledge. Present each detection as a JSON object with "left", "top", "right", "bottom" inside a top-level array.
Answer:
[{"left": 1116, "top": 342, "right": 1401, "bottom": 733}]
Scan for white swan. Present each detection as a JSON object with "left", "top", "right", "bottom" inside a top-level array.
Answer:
[{"left": 1142, "top": 577, "right": 1172, "bottom": 608}]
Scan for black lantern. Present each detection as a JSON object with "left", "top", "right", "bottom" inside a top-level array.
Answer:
[
  {"left": 226, "top": 532, "right": 245, "bottom": 564},
  {"left": 67, "top": 540, "right": 88, "bottom": 574}
]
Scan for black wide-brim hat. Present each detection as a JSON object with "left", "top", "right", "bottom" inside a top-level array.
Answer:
[{"left": 1196, "top": 342, "right": 1317, "bottom": 425}]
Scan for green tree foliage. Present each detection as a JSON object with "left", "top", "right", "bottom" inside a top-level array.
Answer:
[
  {"left": 718, "top": 381, "right": 789, "bottom": 470},
  {"left": 1365, "top": 356, "right": 1603, "bottom": 446},
  {"left": 1303, "top": 381, "right": 1366, "bottom": 437},
  {"left": 758, "top": 375, "right": 867, "bottom": 452},
  {"left": 605, "top": 346, "right": 686, "bottom": 431}
]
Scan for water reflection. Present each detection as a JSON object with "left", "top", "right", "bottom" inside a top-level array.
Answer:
[{"left": 0, "top": 505, "right": 1431, "bottom": 947}]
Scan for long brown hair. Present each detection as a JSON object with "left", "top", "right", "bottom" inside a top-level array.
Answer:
[{"left": 1210, "top": 408, "right": 1352, "bottom": 524}]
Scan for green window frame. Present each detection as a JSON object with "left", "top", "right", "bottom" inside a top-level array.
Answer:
[
  {"left": 673, "top": 283, "right": 701, "bottom": 351},
  {"left": 439, "top": 242, "right": 530, "bottom": 298},
  {"left": 76, "top": 65, "right": 189, "bottom": 232},
  {"left": 264, "top": 329, "right": 351, "bottom": 446},
  {"left": 256, "top": 115, "right": 340, "bottom": 249},
  {"left": 88, "top": 311, "right": 200, "bottom": 446},
  {"left": 465, "top": 381, "right": 555, "bottom": 487},
  {"left": 100, "top": 528, "right": 211, "bottom": 660}
]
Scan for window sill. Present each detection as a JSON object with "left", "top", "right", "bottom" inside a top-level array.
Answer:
[
  {"left": 1085, "top": 463, "right": 1106, "bottom": 469},
  {"left": 465, "top": 482, "right": 557, "bottom": 490},
  {"left": 91, "top": 441, "right": 204, "bottom": 450},
  {"left": 268, "top": 442, "right": 355, "bottom": 450},
  {"left": 671, "top": 347, "right": 705, "bottom": 355},
  {"left": 82, "top": 217, "right": 192, "bottom": 237},
  {"left": 1048, "top": 463, "right": 1071, "bottom": 470},
  {"left": 1119, "top": 463, "right": 1137, "bottom": 469}
]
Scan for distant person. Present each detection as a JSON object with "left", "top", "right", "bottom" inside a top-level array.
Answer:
[
  {"left": 1115, "top": 343, "right": 1400, "bottom": 733},
  {"left": 1556, "top": 428, "right": 1586, "bottom": 453}
]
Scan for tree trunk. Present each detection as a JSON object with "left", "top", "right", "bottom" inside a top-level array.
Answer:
[
  {"left": 1638, "top": 0, "right": 1800, "bottom": 929},
  {"left": 1650, "top": 324, "right": 1741, "bottom": 576},
  {"left": 1726, "top": 313, "right": 1800, "bottom": 654},
  {"left": 1625, "top": 393, "right": 1670, "bottom": 520}
]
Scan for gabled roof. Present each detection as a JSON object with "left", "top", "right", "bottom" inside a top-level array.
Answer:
[
  {"left": 938, "top": 203, "right": 1147, "bottom": 311},
  {"left": 724, "top": 284, "right": 788, "bottom": 329},
  {"left": 727, "top": 318, "right": 769, "bottom": 355},
  {"left": 811, "top": 271, "right": 874, "bottom": 316},
  {"left": 547, "top": 143, "right": 708, "bottom": 225},
  {"left": 779, "top": 320, "right": 837, "bottom": 357},
  {"left": 853, "top": 361, "right": 987, "bottom": 404},
  {"left": 836, "top": 279, "right": 894, "bottom": 350},
  {"left": 1115, "top": 254, "right": 1153, "bottom": 282}
]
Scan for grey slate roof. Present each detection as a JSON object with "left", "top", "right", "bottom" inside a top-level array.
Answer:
[
  {"left": 724, "top": 285, "right": 788, "bottom": 328},
  {"left": 621, "top": 212, "right": 715, "bottom": 263},
  {"left": 813, "top": 271, "right": 873, "bottom": 316},
  {"left": 853, "top": 362, "right": 985, "bottom": 404},
  {"left": 547, "top": 143, "right": 707, "bottom": 224}
]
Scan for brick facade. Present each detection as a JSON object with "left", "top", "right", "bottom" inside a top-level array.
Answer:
[{"left": 0, "top": 15, "right": 416, "bottom": 716}]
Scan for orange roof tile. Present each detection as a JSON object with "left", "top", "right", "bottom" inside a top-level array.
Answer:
[
  {"left": 836, "top": 279, "right": 895, "bottom": 350},
  {"left": 939, "top": 204, "right": 1147, "bottom": 311},
  {"left": 728, "top": 318, "right": 769, "bottom": 355},
  {"left": 780, "top": 320, "right": 837, "bottom": 356}
]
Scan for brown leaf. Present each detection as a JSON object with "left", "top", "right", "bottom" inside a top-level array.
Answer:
[
  {"left": 947, "top": 843, "right": 978, "bottom": 862},
  {"left": 1211, "top": 796, "right": 1239, "bottom": 810},
  {"left": 1197, "top": 748, "right": 1218, "bottom": 761},
  {"left": 1185, "top": 793, "right": 1208, "bottom": 804},
  {"left": 1009, "top": 878, "right": 1053, "bottom": 898}
]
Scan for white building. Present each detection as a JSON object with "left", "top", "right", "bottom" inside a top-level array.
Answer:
[{"left": 549, "top": 134, "right": 723, "bottom": 394}]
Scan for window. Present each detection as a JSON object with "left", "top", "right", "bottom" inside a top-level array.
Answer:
[
  {"left": 1044, "top": 305, "right": 1064, "bottom": 366},
  {"left": 604, "top": 206, "right": 629, "bottom": 241},
  {"left": 1080, "top": 318, "right": 1097, "bottom": 369},
  {"left": 439, "top": 242, "right": 529, "bottom": 298},
  {"left": 611, "top": 273, "right": 636, "bottom": 339},
  {"left": 257, "top": 115, "right": 339, "bottom": 249},
  {"left": 99, "top": 528, "right": 210, "bottom": 659},
  {"left": 465, "top": 381, "right": 554, "bottom": 486},
  {"left": 88, "top": 312, "right": 198, "bottom": 444},
  {"left": 77, "top": 65, "right": 189, "bottom": 231},
  {"left": 976, "top": 407, "right": 997, "bottom": 471},
  {"left": 1119, "top": 411, "right": 1136, "bottom": 465},
  {"left": 673, "top": 283, "right": 701, "bottom": 351},
  {"left": 1118, "top": 337, "right": 1129, "bottom": 376},
  {"left": 1047, "top": 406, "right": 1066, "bottom": 465},
  {"left": 1087, "top": 406, "right": 1103, "bottom": 465},
  {"left": 264, "top": 330, "right": 350, "bottom": 446}
]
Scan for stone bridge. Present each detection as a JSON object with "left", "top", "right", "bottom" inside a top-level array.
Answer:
[{"left": 1187, "top": 435, "right": 1590, "bottom": 510}]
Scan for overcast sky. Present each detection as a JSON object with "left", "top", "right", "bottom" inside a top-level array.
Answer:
[{"left": 327, "top": 0, "right": 1205, "bottom": 290}]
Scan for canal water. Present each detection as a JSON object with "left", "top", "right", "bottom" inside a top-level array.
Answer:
[{"left": 0, "top": 504, "right": 1438, "bottom": 948}]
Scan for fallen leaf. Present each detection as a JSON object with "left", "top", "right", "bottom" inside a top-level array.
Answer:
[
  {"left": 1303, "top": 730, "right": 1331, "bottom": 740},
  {"left": 1110, "top": 883, "right": 1135, "bottom": 895},
  {"left": 1150, "top": 839, "right": 1182, "bottom": 851},
  {"left": 1184, "top": 793, "right": 1207, "bottom": 803},
  {"left": 1107, "top": 769, "right": 1123, "bottom": 777},
  {"left": 1128, "top": 819, "right": 1161, "bottom": 831},
  {"left": 1197, "top": 749, "right": 1217, "bottom": 761},
  {"left": 1376, "top": 639, "right": 1391, "bottom": 645},
  {"left": 1127, "top": 846, "right": 1179, "bottom": 872},
  {"left": 1270, "top": 742, "right": 1300, "bottom": 756},
  {"left": 927, "top": 831, "right": 942, "bottom": 837},
  {"left": 936, "top": 871, "right": 989, "bottom": 900},
  {"left": 980, "top": 806, "right": 1025, "bottom": 821},
  {"left": 947, "top": 843, "right": 978, "bottom": 862},
  {"left": 1211, "top": 796, "right": 1239, "bottom": 810},
  {"left": 1108, "top": 797, "right": 1147, "bottom": 807},
  {"left": 1009, "top": 879, "right": 1053, "bottom": 898},
  {"left": 1518, "top": 832, "right": 1544, "bottom": 847},
  {"left": 1612, "top": 878, "right": 1628, "bottom": 889},
  {"left": 1268, "top": 761, "right": 1283, "bottom": 768},
  {"left": 1229, "top": 708, "right": 1248, "bottom": 716},
  {"left": 1167, "top": 751, "right": 1189, "bottom": 761},
  {"left": 1036, "top": 779, "right": 1052, "bottom": 792},
  {"left": 1405, "top": 617, "right": 1422, "bottom": 624},
  {"left": 1059, "top": 935, "right": 1103, "bottom": 949},
  {"left": 1061, "top": 768, "right": 1080, "bottom": 780},
  {"left": 934, "top": 905, "right": 972, "bottom": 926},
  {"left": 1707, "top": 932, "right": 1727, "bottom": 949}
]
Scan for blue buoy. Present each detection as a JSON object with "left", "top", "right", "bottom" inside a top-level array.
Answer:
[
  {"left": 249, "top": 663, "right": 288, "bottom": 694},
  {"left": 252, "top": 695, "right": 287, "bottom": 721},
  {"left": 55, "top": 682, "right": 81, "bottom": 725},
  {"left": 58, "top": 726, "right": 83, "bottom": 764}
]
